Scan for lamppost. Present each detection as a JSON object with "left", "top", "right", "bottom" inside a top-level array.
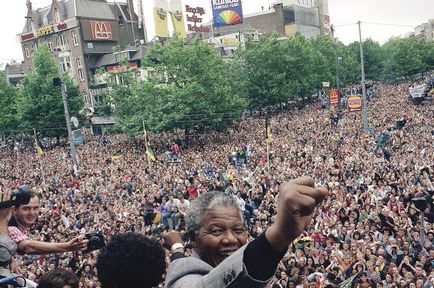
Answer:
[{"left": 53, "top": 48, "right": 79, "bottom": 176}]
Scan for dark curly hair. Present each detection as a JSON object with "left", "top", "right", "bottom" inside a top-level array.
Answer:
[
  {"left": 37, "top": 268, "right": 78, "bottom": 288},
  {"left": 96, "top": 233, "right": 166, "bottom": 288}
]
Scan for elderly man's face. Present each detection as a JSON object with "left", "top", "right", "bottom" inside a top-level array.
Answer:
[{"left": 193, "top": 206, "right": 247, "bottom": 267}]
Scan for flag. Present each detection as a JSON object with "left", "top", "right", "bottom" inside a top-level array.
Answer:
[
  {"left": 111, "top": 150, "right": 124, "bottom": 161},
  {"left": 153, "top": 0, "right": 169, "bottom": 37},
  {"left": 33, "top": 136, "right": 43, "bottom": 156},
  {"left": 266, "top": 117, "right": 271, "bottom": 143},
  {"left": 169, "top": 0, "right": 186, "bottom": 38},
  {"left": 144, "top": 126, "right": 156, "bottom": 161},
  {"left": 146, "top": 148, "right": 156, "bottom": 161},
  {"left": 337, "top": 272, "right": 359, "bottom": 288}
]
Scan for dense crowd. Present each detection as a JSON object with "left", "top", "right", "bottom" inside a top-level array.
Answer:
[{"left": 0, "top": 82, "right": 433, "bottom": 288}]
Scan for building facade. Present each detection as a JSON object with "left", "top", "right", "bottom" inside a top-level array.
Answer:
[
  {"left": 404, "top": 19, "right": 434, "bottom": 41},
  {"left": 17, "top": 0, "right": 144, "bottom": 109}
]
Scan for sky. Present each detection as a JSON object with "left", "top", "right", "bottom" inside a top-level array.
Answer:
[{"left": 0, "top": 0, "right": 433, "bottom": 66}]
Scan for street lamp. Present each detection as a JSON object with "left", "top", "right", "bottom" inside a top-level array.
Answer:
[{"left": 53, "top": 48, "right": 79, "bottom": 176}]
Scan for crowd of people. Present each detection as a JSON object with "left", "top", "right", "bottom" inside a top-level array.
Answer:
[{"left": 0, "top": 81, "right": 433, "bottom": 288}]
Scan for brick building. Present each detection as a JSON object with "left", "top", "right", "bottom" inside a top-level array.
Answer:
[{"left": 17, "top": 0, "right": 144, "bottom": 109}]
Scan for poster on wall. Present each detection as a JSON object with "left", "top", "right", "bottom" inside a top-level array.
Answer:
[{"left": 211, "top": 0, "right": 243, "bottom": 27}]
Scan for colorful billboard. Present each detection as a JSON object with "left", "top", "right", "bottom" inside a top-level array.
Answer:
[
  {"left": 328, "top": 88, "right": 339, "bottom": 106},
  {"left": 347, "top": 95, "right": 362, "bottom": 112},
  {"left": 211, "top": 0, "right": 243, "bottom": 27}
]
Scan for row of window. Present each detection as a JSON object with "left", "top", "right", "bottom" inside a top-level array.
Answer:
[
  {"left": 58, "top": 57, "right": 86, "bottom": 81},
  {"left": 23, "top": 30, "right": 80, "bottom": 58},
  {"left": 23, "top": 30, "right": 86, "bottom": 82}
]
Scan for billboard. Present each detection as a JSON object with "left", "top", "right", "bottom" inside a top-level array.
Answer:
[
  {"left": 347, "top": 95, "right": 362, "bottom": 112},
  {"left": 90, "top": 21, "right": 113, "bottom": 40},
  {"left": 328, "top": 89, "right": 339, "bottom": 106},
  {"left": 211, "top": 0, "right": 243, "bottom": 27}
]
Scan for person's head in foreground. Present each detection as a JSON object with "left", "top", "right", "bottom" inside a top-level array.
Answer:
[
  {"left": 37, "top": 268, "right": 78, "bottom": 288},
  {"left": 185, "top": 191, "right": 248, "bottom": 267},
  {"left": 96, "top": 232, "right": 166, "bottom": 288}
]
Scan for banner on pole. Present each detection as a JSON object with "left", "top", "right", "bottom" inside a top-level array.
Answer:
[
  {"left": 153, "top": 0, "right": 169, "bottom": 37},
  {"left": 328, "top": 88, "right": 339, "bottom": 106},
  {"left": 169, "top": 0, "right": 186, "bottom": 38},
  {"left": 347, "top": 95, "right": 362, "bottom": 112}
]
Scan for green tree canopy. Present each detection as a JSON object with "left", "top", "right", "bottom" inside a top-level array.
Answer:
[
  {"left": 0, "top": 77, "right": 19, "bottom": 135},
  {"left": 18, "top": 43, "right": 82, "bottom": 138},
  {"left": 110, "top": 36, "right": 248, "bottom": 136}
]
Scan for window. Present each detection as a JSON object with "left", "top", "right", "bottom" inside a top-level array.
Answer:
[
  {"left": 24, "top": 45, "right": 30, "bottom": 58},
  {"left": 72, "top": 31, "right": 79, "bottom": 46},
  {"left": 57, "top": 34, "right": 68, "bottom": 50},
  {"left": 78, "top": 69, "right": 85, "bottom": 81},
  {"left": 76, "top": 57, "right": 83, "bottom": 68},
  {"left": 47, "top": 41, "right": 53, "bottom": 51},
  {"left": 59, "top": 56, "right": 71, "bottom": 72},
  {"left": 54, "top": 9, "right": 61, "bottom": 23}
]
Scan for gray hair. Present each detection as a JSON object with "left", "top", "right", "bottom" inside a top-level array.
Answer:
[{"left": 185, "top": 191, "right": 242, "bottom": 237}]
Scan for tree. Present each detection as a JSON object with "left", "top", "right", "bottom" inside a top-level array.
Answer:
[
  {"left": 241, "top": 35, "right": 299, "bottom": 108},
  {"left": 18, "top": 43, "right": 82, "bottom": 138},
  {"left": 0, "top": 77, "right": 19, "bottom": 135},
  {"left": 382, "top": 38, "right": 425, "bottom": 80},
  {"left": 110, "top": 36, "right": 248, "bottom": 137},
  {"left": 348, "top": 38, "right": 384, "bottom": 81}
]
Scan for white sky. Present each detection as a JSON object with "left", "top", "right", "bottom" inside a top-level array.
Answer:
[{"left": 0, "top": 0, "right": 433, "bottom": 65}]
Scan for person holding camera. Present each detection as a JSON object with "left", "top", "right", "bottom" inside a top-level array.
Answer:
[{"left": 7, "top": 186, "right": 88, "bottom": 256}]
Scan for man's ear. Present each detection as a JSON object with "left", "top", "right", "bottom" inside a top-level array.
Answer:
[
  {"left": 188, "top": 231, "right": 197, "bottom": 248},
  {"left": 11, "top": 206, "right": 17, "bottom": 215}
]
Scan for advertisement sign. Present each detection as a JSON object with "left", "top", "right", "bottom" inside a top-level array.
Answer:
[
  {"left": 154, "top": 0, "right": 169, "bottom": 37},
  {"left": 328, "top": 89, "right": 339, "bottom": 106},
  {"left": 90, "top": 21, "right": 113, "bottom": 40},
  {"left": 72, "top": 130, "right": 84, "bottom": 145},
  {"left": 211, "top": 0, "right": 243, "bottom": 27},
  {"left": 322, "top": 81, "right": 330, "bottom": 88},
  {"left": 20, "top": 32, "right": 35, "bottom": 41},
  {"left": 170, "top": 0, "right": 186, "bottom": 38},
  {"left": 36, "top": 25, "right": 55, "bottom": 37},
  {"left": 347, "top": 95, "right": 362, "bottom": 112},
  {"left": 106, "top": 62, "right": 138, "bottom": 72},
  {"left": 185, "top": 5, "right": 209, "bottom": 32}
]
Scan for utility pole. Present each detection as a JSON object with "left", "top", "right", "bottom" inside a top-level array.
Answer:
[
  {"left": 336, "top": 54, "right": 342, "bottom": 109},
  {"left": 54, "top": 48, "right": 79, "bottom": 176},
  {"left": 358, "top": 20, "right": 369, "bottom": 132}
]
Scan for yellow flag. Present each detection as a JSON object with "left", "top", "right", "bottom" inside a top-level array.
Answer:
[
  {"left": 170, "top": 0, "right": 186, "bottom": 38},
  {"left": 154, "top": 0, "right": 169, "bottom": 37}
]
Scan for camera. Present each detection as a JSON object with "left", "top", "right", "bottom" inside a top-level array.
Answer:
[
  {"left": 0, "top": 185, "right": 31, "bottom": 209},
  {"left": 412, "top": 197, "right": 427, "bottom": 211},
  {"left": 85, "top": 233, "right": 105, "bottom": 252}
]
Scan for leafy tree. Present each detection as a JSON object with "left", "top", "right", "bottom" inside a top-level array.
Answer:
[
  {"left": 348, "top": 39, "right": 384, "bottom": 81},
  {"left": 382, "top": 38, "right": 425, "bottom": 80},
  {"left": 110, "top": 36, "right": 248, "bottom": 137},
  {"left": 18, "top": 43, "right": 82, "bottom": 138},
  {"left": 0, "top": 77, "right": 19, "bottom": 135},
  {"left": 241, "top": 35, "right": 297, "bottom": 108}
]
